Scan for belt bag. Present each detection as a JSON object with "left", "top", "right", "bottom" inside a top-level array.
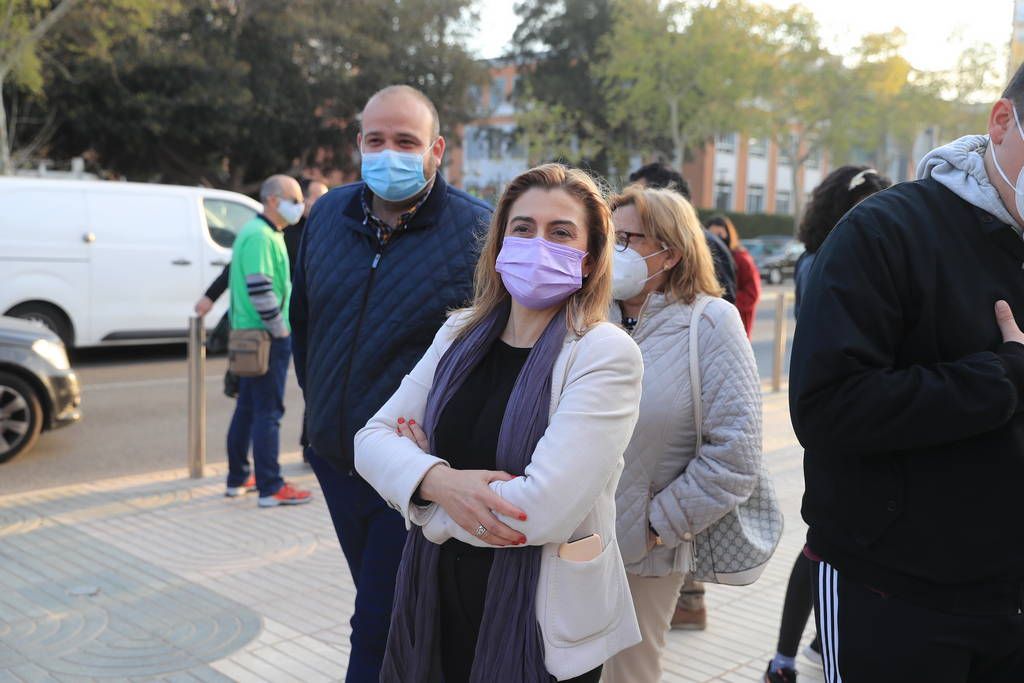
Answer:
[{"left": 228, "top": 328, "right": 271, "bottom": 377}]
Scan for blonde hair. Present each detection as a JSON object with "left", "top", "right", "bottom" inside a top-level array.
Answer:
[
  {"left": 610, "top": 185, "right": 724, "bottom": 304},
  {"left": 457, "top": 163, "right": 614, "bottom": 337}
]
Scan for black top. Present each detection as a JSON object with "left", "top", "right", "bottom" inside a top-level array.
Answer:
[
  {"left": 433, "top": 338, "right": 530, "bottom": 681},
  {"left": 704, "top": 229, "right": 737, "bottom": 304},
  {"left": 435, "top": 338, "right": 530, "bottom": 546},
  {"left": 790, "top": 177, "right": 1024, "bottom": 613}
]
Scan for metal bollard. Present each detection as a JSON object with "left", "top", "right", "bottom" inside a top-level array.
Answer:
[
  {"left": 187, "top": 316, "right": 207, "bottom": 478},
  {"left": 771, "top": 293, "right": 788, "bottom": 393}
]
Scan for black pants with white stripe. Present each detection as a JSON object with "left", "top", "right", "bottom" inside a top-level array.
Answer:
[{"left": 812, "top": 561, "right": 1024, "bottom": 683}]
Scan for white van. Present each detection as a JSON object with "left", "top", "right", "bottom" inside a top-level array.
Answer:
[{"left": 0, "top": 177, "right": 262, "bottom": 347}]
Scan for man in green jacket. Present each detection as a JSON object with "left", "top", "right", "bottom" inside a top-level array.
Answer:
[{"left": 226, "top": 174, "right": 312, "bottom": 508}]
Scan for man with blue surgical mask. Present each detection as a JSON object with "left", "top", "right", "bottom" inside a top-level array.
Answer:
[
  {"left": 289, "top": 85, "right": 492, "bottom": 681},
  {"left": 787, "top": 65, "right": 1024, "bottom": 681}
]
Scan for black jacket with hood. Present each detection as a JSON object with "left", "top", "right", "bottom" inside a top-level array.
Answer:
[{"left": 790, "top": 135, "right": 1024, "bottom": 614}]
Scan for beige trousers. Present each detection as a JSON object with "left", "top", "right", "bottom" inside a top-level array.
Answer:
[{"left": 602, "top": 572, "right": 687, "bottom": 683}]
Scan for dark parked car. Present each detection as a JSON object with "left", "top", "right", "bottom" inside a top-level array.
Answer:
[
  {"left": 0, "top": 316, "right": 81, "bottom": 462},
  {"left": 756, "top": 239, "right": 805, "bottom": 284}
]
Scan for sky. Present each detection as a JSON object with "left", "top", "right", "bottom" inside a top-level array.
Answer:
[{"left": 468, "top": 0, "right": 1016, "bottom": 75}]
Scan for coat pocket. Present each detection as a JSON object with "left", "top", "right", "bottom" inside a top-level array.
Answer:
[{"left": 544, "top": 538, "right": 625, "bottom": 647}]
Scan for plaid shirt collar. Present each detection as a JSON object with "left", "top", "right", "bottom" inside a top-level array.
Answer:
[{"left": 361, "top": 182, "right": 432, "bottom": 245}]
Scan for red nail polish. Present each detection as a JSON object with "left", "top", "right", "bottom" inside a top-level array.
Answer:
[
  {"left": 518, "top": 514, "right": 528, "bottom": 521},
  {"left": 409, "top": 420, "right": 416, "bottom": 425},
  {"left": 519, "top": 537, "right": 527, "bottom": 544},
  {"left": 397, "top": 418, "right": 405, "bottom": 424}
]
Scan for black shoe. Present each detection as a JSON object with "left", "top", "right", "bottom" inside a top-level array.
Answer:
[{"left": 764, "top": 662, "right": 798, "bottom": 683}]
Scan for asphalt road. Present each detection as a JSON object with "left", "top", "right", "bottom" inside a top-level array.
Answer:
[{"left": 0, "top": 285, "right": 794, "bottom": 495}]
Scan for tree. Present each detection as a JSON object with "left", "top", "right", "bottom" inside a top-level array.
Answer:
[
  {"left": 751, "top": 6, "right": 855, "bottom": 230},
  {"left": 844, "top": 30, "right": 937, "bottom": 176},
  {"left": 39, "top": 0, "right": 485, "bottom": 189},
  {"left": 511, "top": 0, "right": 619, "bottom": 176},
  {"left": 0, "top": 0, "right": 160, "bottom": 174},
  {"left": 936, "top": 41, "right": 1003, "bottom": 140},
  {"left": 596, "top": 0, "right": 766, "bottom": 174}
]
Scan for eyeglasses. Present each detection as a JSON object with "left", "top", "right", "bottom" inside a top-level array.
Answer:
[{"left": 614, "top": 231, "right": 647, "bottom": 252}]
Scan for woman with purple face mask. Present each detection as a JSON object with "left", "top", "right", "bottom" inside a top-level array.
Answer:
[{"left": 354, "top": 164, "right": 645, "bottom": 683}]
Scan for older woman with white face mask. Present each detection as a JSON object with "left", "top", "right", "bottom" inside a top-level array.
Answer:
[{"left": 602, "top": 186, "right": 763, "bottom": 683}]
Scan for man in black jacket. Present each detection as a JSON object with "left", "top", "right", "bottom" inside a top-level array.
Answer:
[{"left": 789, "top": 66, "right": 1024, "bottom": 680}]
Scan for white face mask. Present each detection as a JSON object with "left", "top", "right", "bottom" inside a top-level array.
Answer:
[
  {"left": 991, "top": 103, "right": 1024, "bottom": 220},
  {"left": 612, "top": 246, "right": 668, "bottom": 300},
  {"left": 276, "top": 198, "right": 305, "bottom": 226}
]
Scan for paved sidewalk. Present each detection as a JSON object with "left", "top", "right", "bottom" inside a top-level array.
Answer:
[{"left": 0, "top": 388, "right": 820, "bottom": 683}]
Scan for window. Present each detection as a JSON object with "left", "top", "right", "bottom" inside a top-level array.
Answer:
[
  {"left": 748, "top": 137, "right": 767, "bottom": 158},
  {"left": 778, "top": 134, "right": 797, "bottom": 165},
  {"left": 488, "top": 130, "right": 503, "bottom": 159},
  {"left": 806, "top": 147, "right": 821, "bottom": 169},
  {"left": 775, "top": 190, "right": 791, "bottom": 215},
  {"left": 203, "top": 198, "right": 256, "bottom": 249},
  {"left": 467, "top": 85, "right": 482, "bottom": 112},
  {"left": 715, "top": 182, "right": 733, "bottom": 211},
  {"left": 715, "top": 133, "right": 736, "bottom": 154},
  {"left": 465, "top": 126, "right": 491, "bottom": 162},
  {"left": 506, "top": 131, "right": 526, "bottom": 159},
  {"left": 490, "top": 77, "right": 506, "bottom": 110},
  {"left": 746, "top": 184, "right": 765, "bottom": 213}
]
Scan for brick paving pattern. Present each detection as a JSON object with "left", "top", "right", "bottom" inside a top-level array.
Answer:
[{"left": 0, "top": 389, "right": 822, "bottom": 682}]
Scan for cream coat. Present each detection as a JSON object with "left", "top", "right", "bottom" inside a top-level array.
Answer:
[
  {"left": 354, "top": 311, "right": 644, "bottom": 681},
  {"left": 613, "top": 293, "right": 763, "bottom": 577}
]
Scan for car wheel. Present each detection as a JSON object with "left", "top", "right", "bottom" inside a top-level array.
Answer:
[
  {"left": 6, "top": 302, "right": 74, "bottom": 348},
  {"left": 769, "top": 268, "right": 783, "bottom": 285},
  {"left": 0, "top": 372, "right": 43, "bottom": 464}
]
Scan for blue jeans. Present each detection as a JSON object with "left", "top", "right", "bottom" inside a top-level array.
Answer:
[
  {"left": 226, "top": 336, "right": 291, "bottom": 497},
  {"left": 307, "top": 446, "right": 407, "bottom": 683}
]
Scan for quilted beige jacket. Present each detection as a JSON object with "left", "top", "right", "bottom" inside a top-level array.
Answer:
[{"left": 613, "top": 293, "right": 763, "bottom": 577}]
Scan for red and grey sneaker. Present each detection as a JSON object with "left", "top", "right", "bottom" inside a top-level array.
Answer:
[
  {"left": 225, "top": 475, "right": 257, "bottom": 497},
  {"left": 258, "top": 482, "right": 313, "bottom": 508}
]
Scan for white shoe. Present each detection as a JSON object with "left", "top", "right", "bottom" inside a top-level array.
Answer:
[
  {"left": 225, "top": 476, "right": 256, "bottom": 497},
  {"left": 802, "top": 641, "right": 823, "bottom": 669}
]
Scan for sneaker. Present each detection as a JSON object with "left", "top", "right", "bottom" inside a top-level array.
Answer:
[
  {"left": 258, "top": 482, "right": 313, "bottom": 507},
  {"left": 669, "top": 604, "right": 707, "bottom": 630},
  {"left": 225, "top": 475, "right": 256, "bottom": 497},
  {"left": 764, "top": 662, "right": 798, "bottom": 683},
  {"left": 803, "top": 637, "right": 823, "bottom": 669}
]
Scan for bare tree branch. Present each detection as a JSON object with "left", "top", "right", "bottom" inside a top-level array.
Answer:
[
  {"left": 0, "top": 0, "right": 81, "bottom": 76},
  {"left": 11, "top": 110, "right": 57, "bottom": 166}
]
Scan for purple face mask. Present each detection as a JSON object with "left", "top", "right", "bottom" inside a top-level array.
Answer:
[{"left": 495, "top": 236, "right": 586, "bottom": 310}]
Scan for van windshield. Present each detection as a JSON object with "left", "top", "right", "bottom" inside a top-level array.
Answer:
[{"left": 203, "top": 198, "right": 256, "bottom": 248}]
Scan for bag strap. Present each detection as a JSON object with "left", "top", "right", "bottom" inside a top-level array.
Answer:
[{"left": 688, "top": 295, "right": 712, "bottom": 445}]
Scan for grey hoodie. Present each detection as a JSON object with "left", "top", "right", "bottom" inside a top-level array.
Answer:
[{"left": 916, "top": 134, "right": 1022, "bottom": 234}]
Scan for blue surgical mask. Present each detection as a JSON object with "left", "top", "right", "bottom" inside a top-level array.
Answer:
[{"left": 361, "top": 144, "right": 435, "bottom": 202}]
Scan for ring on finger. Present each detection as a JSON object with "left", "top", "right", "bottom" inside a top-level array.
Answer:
[{"left": 474, "top": 524, "right": 488, "bottom": 538}]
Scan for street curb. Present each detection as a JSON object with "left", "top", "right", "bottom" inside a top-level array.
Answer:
[{"left": 0, "top": 450, "right": 306, "bottom": 505}]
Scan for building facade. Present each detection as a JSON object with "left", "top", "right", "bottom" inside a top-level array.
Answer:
[
  {"left": 447, "top": 62, "right": 954, "bottom": 214},
  {"left": 1013, "top": 0, "right": 1024, "bottom": 78}
]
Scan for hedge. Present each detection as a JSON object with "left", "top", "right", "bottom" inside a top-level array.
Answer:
[{"left": 696, "top": 208, "right": 797, "bottom": 239}]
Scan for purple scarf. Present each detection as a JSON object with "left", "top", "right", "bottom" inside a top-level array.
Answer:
[{"left": 381, "top": 299, "right": 567, "bottom": 682}]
